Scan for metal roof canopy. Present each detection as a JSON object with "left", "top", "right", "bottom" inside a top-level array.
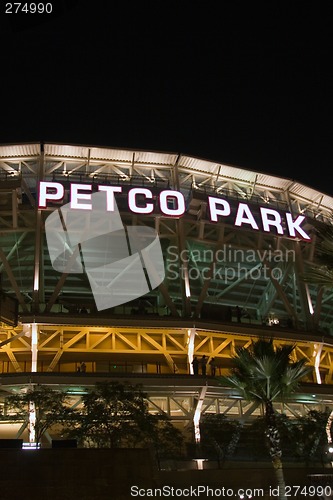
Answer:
[{"left": 0, "top": 142, "right": 332, "bottom": 213}]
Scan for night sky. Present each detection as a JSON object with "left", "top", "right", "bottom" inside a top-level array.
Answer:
[{"left": 1, "top": 1, "right": 332, "bottom": 195}]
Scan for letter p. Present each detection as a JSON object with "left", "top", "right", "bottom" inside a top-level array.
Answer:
[{"left": 39, "top": 181, "right": 64, "bottom": 208}]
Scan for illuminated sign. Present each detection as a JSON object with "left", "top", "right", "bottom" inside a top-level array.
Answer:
[
  {"left": 38, "top": 182, "right": 185, "bottom": 217},
  {"left": 38, "top": 181, "right": 311, "bottom": 240},
  {"left": 208, "top": 196, "right": 310, "bottom": 240}
]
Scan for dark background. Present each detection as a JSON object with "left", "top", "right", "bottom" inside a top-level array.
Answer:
[{"left": 0, "top": 0, "right": 332, "bottom": 194}]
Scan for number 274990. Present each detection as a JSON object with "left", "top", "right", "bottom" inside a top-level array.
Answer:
[{"left": 5, "top": 3, "right": 53, "bottom": 14}]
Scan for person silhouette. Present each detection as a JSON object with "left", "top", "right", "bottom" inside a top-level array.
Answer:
[
  {"left": 191, "top": 356, "right": 199, "bottom": 375},
  {"left": 209, "top": 357, "right": 216, "bottom": 376},
  {"left": 200, "top": 355, "right": 207, "bottom": 376}
]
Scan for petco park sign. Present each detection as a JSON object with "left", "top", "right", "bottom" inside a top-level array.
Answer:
[{"left": 38, "top": 181, "right": 311, "bottom": 240}]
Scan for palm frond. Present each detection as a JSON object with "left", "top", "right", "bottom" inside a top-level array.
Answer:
[
  {"left": 218, "top": 338, "right": 311, "bottom": 405},
  {"left": 319, "top": 240, "right": 333, "bottom": 259},
  {"left": 219, "top": 374, "right": 263, "bottom": 402},
  {"left": 302, "top": 266, "right": 333, "bottom": 287},
  {"left": 281, "top": 360, "right": 312, "bottom": 389},
  {"left": 300, "top": 219, "right": 333, "bottom": 285},
  {"left": 252, "top": 337, "right": 275, "bottom": 358}
]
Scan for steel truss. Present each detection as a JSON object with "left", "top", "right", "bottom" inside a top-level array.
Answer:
[
  {"left": 1, "top": 374, "right": 332, "bottom": 443},
  {"left": 1, "top": 322, "right": 333, "bottom": 383}
]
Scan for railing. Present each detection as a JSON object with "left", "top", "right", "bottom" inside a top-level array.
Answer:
[
  {"left": 0, "top": 171, "right": 22, "bottom": 182},
  {"left": 49, "top": 172, "right": 170, "bottom": 190},
  {"left": 0, "top": 360, "right": 224, "bottom": 377}
]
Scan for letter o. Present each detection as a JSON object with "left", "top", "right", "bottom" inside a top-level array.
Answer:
[{"left": 159, "top": 190, "right": 185, "bottom": 216}]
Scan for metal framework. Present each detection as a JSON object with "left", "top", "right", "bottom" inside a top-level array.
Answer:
[
  {"left": 0, "top": 143, "right": 332, "bottom": 328},
  {"left": 1, "top": 322, "right": 333, "bottom": 382},
  {"left": 1, "top": 142, "right": 333, "bottom": 441},
  {"left": 1, "top": 373, "right": 333, "bottom": 442}
]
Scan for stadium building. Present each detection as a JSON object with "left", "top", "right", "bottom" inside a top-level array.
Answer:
[{"left": 1, "top": 142, "right": 333, "bottom": 444}]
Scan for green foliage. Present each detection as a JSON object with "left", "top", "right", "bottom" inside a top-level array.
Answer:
[
  {"left": 245, "top": 414, "right": 301, "bottom": 460},
  {"left": 148, "top": 414, "right": 184, "bottom": 458},
  {"left": 68, "top": 381, "right": 183, "bottom": 456},
  {"left": 200, "top": 414, "right": 242, "bottom": 461},
  {"left": 243, "top": 410, "right": 330, "bottom": 464},
  {"left": 297, "top": 409, "right": 331, "bottom": 463},
  {"left": 2, "top": 385, "right": 73, "bottom": 445}
]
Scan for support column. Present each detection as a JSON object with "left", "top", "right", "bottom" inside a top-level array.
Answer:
[
  {"left": 173, "top": 156, "right": 191, "bottom": 316},
  {"left": 187, "top": 327, "right": 196, "bottom": 374},
  {"left": 313, "top": 342, "right": 323, "bottom": 385},
  {"left": 31, "top": 323, "right": 38, "bottom": 372},
  {"left": 33, "top": 143, "right": 45, "bottom": 313},
  {"left": 29, "top": 321, "right": 38, "bottom": 445},
  {"left": 177, "top": 219, "right": 191, "bottom": 316},
  {"left": 293, "top": 241, "right": 314, "bottom": 330},
  {"left": 29, "top": 399, "right": 36, "bottom": 444},
  {"left": 193, "top": 385, "right": 207, "bottom": 444}
]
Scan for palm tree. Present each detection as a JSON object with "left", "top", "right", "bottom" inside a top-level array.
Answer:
[{"left": 219, "top": 338, "right": 311, "bottom": 500}]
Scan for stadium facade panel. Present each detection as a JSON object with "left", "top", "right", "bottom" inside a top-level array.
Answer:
[{"left": 1, "top": 143, "right": 333, "bottom": 440}]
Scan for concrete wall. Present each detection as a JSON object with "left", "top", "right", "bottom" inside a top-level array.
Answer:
[
  {"left": 0, "top": 448, "right": 155, "bottom": 500},
  {"left": 1, "top": 449, "right": 332, "bottom": 499}
]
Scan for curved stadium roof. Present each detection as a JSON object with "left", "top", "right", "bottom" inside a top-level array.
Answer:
[{"left": 0, "top": 142, "right": 332, "bottom": 216}]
